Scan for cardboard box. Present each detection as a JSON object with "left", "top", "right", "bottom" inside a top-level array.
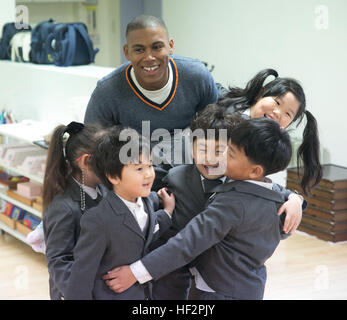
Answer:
[
  {"left": 16, "top": 181, "right": 42, "bottom": 198},
  {"left": 6, "top": 189, "right": 34, "bottom": 206},
  {"left": 32, "top": 201, "right": 43, "bottom": 213},
  {"left": 0, "top": 212, "right": 16, "bottom": 229},
  {"left": 16, "top": 221, "right": 31, "bottom": 235}
]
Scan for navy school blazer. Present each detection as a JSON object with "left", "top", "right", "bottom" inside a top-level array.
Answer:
[
  {"left": 65, "top": 190, "right": 172, "bottom": 300},
  {"left": 43, "top": 178, "right": 107, "bottom": 300}
]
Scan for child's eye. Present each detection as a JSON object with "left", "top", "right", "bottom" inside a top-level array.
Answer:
[
  {"left": 273, "top": 98, "right": 280, "bottom": 105},
  {"left": 137, "top": 167, "right": 143, "bottom": 171}
]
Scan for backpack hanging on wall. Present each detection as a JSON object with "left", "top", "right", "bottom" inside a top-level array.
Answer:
[
  {"left": 47, "top": 23, "right": 99, "bottom": 67},
  {"left": 10, "top": 31, "right": 32, "bottom": 62},
  {"left": 0, "top": 22, "right": 31, "bottom": 59},
  {"left": 30, "top": 19, "right": 56, "bottom": 64}
]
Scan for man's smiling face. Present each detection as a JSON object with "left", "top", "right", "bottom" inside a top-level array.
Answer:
[{"left": 123, "top": 26, "right": 174, "bottom": 91}]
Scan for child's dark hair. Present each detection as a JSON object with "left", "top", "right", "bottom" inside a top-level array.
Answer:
[
  {"left": 43, "top": 122, "right": 106, "bottom": 210},
  {"left": 190, "top": 103, "right": 244, "bottom": 142},
  {"left": 91, "top": 126, "right": 152, "bottom": 190},
  {"left": 228, "top": 118, "right": 292, "bottom": 177},
  {"left": 219, "top": 68, "right": 322, "bottom": 194}
]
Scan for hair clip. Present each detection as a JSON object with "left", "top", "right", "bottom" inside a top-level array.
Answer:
[{"left": 65, "top": 121, "right": 84, "bottom": 135}]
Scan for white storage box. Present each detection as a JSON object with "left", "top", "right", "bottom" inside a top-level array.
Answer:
[
  {"left": 3, "top": 147, "right": 46, "bottom": 167},
  {"left": 18, "top": 155, "right": 47, "bottom": 175},
  {"left": 0, "top": 143, "right": 33, "bottom": 159}
]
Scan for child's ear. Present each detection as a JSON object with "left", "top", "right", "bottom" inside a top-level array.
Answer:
[
  {"left": 249, "top": 165, "right": 264, "bottom": 180},
  {"left": 78, "top": 154, "right": 91, "bottom": 170},
  {"left": 106, "top": 174, "right": 120, "bottom": 186}
]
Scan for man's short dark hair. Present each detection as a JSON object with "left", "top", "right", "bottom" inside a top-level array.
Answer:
[
  {"left": 228, "top": 118, "right": 292, "bottom": 176},
  {"left": 91, "top": 126, "right": 151, "bottom": 190},
  {"left": 126, "top": 15, "right": 169, "bottom": 39}
]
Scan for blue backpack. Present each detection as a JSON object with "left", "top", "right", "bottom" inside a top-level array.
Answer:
[
  {"left": 0, "top": 22, "right": 31, "bottom": 59},
  {"left": 47, "top": 23, "right": 99, "bottom": 67},
  {"left": 30, "top": 19, "right": 56, "bottom": 64}
]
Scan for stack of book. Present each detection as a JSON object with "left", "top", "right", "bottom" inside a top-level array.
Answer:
[{"left": 287, "top": 164, "right": 347, "bottom": 242}]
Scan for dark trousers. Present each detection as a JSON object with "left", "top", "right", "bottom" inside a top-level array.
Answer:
[
  {"left": 195, "top": 288, "right": 237, "bottom": 300},
  {"left": 152, "top": 266, "right": 192, "bottom": 300}
]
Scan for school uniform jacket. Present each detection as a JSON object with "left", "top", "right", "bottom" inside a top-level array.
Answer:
[
  {"left": 141, "top": 180, "right": 290, "bottom": 300},
  {"left": 43, "top": 178, "right": 107, "bottom": 300},
  {"left": 65, "top": 191, "right": 172, "bottom": 300}
]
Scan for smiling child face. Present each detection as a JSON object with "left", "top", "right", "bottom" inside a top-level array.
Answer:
[
  {"left": 110, "top": 153, "right": 155, "bottom": 202},
  {"left": 192, "top": 138, "right": 228, "bottom": 180}
]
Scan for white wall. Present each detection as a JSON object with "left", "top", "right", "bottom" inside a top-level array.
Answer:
[
  {"left": 0, "top": 0, "right": 16, "bottom": 37},
  {"left": 163, "top": 0, "right": 347, "bottom": 167},
  {"left": 0, "top": 61, "right": 113, "bottom": 126}
]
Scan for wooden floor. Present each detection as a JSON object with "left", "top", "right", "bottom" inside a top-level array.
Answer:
[{"left": 0, "top": 230, "right": 346, "bottom": 300}]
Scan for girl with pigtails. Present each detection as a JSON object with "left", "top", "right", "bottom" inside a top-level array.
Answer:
[
  {"left": 218, "top": 68, "right": 322, "bottom": 195},
  {"left": 41, "top": 121, "right": 107, "bottom": 300}
]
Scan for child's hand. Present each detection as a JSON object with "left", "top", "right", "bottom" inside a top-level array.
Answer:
[
  {"left": 102, "top": 266, "right": 137, "bottom": 293},
  {"left": 157, "top": 187, "right": 175, "bottom": 216},
  {"left": 277, "top": 194, "right": 303, "bottom": 234}
]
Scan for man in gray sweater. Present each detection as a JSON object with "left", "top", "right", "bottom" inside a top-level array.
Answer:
[{"left": 84, "top": 15, "right": 218, "bottom": 180}]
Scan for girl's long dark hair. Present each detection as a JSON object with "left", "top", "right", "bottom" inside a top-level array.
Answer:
[
  {"left": 219, "top": 68, "right": 322, "bottom": 195},
  {"left": 42, "top": 122, "right": 104, "bottom": 211}
]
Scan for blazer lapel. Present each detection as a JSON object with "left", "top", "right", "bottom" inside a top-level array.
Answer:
[
  {"left": 142, "top": 197, "right": 155, "bottom": 249},
  {"left": 188, "top": 165, "right": 206, "bottom": 203},
  {"left": 106, "top": 192, "right": 145, "bottom": 240}
]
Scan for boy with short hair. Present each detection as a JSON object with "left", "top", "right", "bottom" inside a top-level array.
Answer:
[
  {"left": 103, "top": 109, "right": 305, "bottom": 300},
  {"left": 65, "top": 126, "right": 174, "bottom": 300}
]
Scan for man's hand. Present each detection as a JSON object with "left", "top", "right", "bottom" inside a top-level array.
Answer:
[
  {"left": 278, "top": 194, "right": 303, "bottom": 234},
  {"left": 102, "top": 265, "right": 137, "bottom": 293}
]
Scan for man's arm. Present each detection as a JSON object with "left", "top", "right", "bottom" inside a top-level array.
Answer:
[
  {"left": 195, "top": 62, "right": 219, "bottom": 112},
  {"left": 84, "top": 82, "right": 119, "bottom": 127}
]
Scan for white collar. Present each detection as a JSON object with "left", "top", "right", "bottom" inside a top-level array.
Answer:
[
  {"left": 242, "top": 109, "right": 251, "bottom": 117},
  {"left": 72, "top": 177, "right": 100, "bottom": 200},
  {"left": 200, "top": 175, "right": 227, "bottom": 183},
  {"left": 117, "top": 195, "right": 144, "bottom": 211},
  {"left": 244, "top": 179, "right": 273, "bottom": 190}
]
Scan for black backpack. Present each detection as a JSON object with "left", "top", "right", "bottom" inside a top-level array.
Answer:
[
  {"left": 0, "top": 22, "right": 31, "bottom": 59},
  {"left": 30, "top": 19, "right": 56, "bottom": 64},
  {"left": 46, "top": 23, "right": 99, "bottom": 67}
]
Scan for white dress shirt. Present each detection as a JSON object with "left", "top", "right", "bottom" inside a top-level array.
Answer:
[{"left": 117, "top": 195, "right": 148, "bottom": 232}]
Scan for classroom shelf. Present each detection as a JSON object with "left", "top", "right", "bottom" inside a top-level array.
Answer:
[
  {"left": 0, "top": 121, "right": 46, "bottom": 248},
  {"left": 0, "top": 160, "right": 44, "bottom": 184},
  {"left": 0, "top": 188, "right": 42, "bottom": 219},
  {"left": 0, "top": 220, "right": 28, "bottom": 244}
]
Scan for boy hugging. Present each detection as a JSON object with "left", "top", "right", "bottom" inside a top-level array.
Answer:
[{"left": 101, "top": 104, "right": 305, "bottom": 300}]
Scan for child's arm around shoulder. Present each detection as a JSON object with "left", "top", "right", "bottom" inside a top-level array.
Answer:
[
  {"left": 272, "top": 183, "right": 306, "bottom": 235},
  {"left": 149, "top": 188, "right": 175, "bottom": 238}
]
